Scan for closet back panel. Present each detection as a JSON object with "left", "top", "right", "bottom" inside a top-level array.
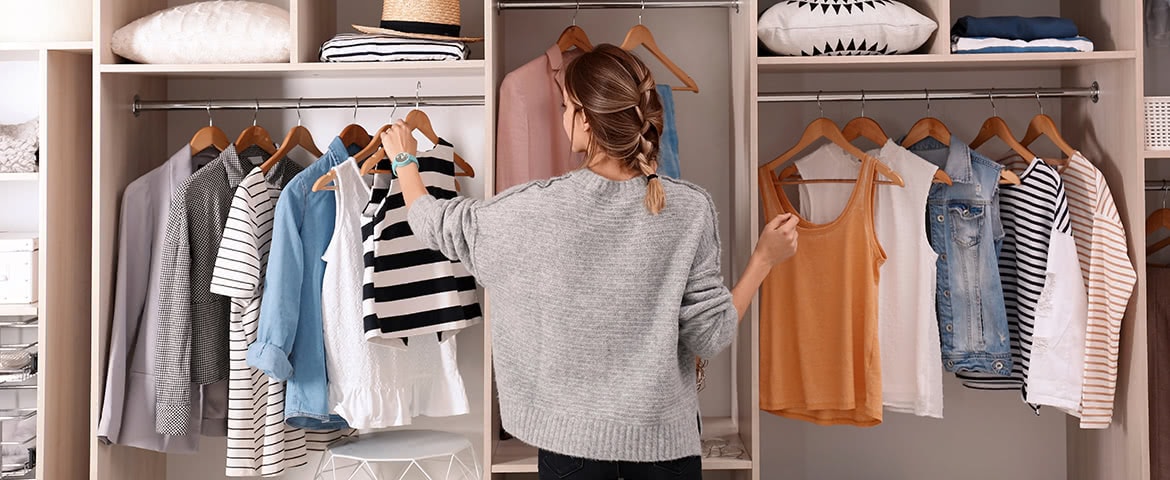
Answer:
[
  {"left": 755, "top": 68, "right": 1079, "bottom": 480},
  {"left": 499, "top": 8, "right": 740, "bottom": 416},
  {"left": 1060, "top": 60, "right": 1148, "bottom": 480},
  {"left": 92, "top": 73, "right": 169, "bottom": 480}
]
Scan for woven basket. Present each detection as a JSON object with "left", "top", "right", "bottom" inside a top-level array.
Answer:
[{"left": 1146, "top": 97, "right": 1170, "bottom": 150}]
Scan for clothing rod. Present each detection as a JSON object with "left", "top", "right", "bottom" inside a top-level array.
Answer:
[
  {"left": 497, "top": 0, "right": 740, "bottom": 10},
  {"left": 758, "top": 82, "right": 1100, "bottom": 104},
  {"left": 1147, "top": 182, "right": 1170, "bottom": 191},
  {"left": 132, "top": 95, "right": 485, "bottom": 116}
]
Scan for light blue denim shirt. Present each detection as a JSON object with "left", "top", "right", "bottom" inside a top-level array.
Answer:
[
  {"left": 906, "top": 137, "right": 1012, "bottom": 375},
  {"left": 248, "top": 138, "right": 357, "bottom": 430},
  {"left": 656, "top": 84, "right": 680, "bottom": 179}
]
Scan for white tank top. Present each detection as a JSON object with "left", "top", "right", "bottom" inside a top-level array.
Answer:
[{"left": 321, "top": 158, "right": 469, "bottom": 429}]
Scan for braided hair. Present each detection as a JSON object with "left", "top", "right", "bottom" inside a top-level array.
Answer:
[{"left": 563, "top": 44, "right": 666, "bottom": 214}]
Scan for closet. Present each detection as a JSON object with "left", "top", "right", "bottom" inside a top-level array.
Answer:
[
  {"left": 0, "top": 3, "right": 93, "bottom": 480},
  {"left": 41, "top": 0, "right": 1145, "bottom": 479}
]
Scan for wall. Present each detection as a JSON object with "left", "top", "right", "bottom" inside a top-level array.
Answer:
[{"left": 0, "top": 59, "right": 41, "bottom": 234}]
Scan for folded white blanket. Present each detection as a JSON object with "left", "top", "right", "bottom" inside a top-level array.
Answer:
[{"left": 951, "top": 35, "right": 1094, "bottom": 53}]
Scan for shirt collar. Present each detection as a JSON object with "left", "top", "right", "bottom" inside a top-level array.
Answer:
[
  {"left": 219, "top": 144, "right": 270, "bottom": 188},
  {"left": 545, "top": 44, "right": 582, "bottom": 90},
  {"left": 324, "top": 136, "right": 352, "bottom": 166},
  {"left": 904, "top": 136, "right": 975, "bottom": 183}
]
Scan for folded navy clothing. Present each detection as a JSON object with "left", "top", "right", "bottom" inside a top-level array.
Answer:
[{"left": 952, "top": 16, "right": 1079, "bottom": 41}]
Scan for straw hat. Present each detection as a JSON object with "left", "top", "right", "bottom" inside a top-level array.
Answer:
[{"left": 353, "top": 0, "right": 483, "bottom": 42}]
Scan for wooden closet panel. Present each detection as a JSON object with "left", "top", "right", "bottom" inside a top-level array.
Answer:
[{"left": 39, "top": 49, "right": 93, "bottom": 480}]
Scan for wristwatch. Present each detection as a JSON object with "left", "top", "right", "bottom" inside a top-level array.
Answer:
[{"left": 390, "top": 152, "right": 418, "bottom": 176}]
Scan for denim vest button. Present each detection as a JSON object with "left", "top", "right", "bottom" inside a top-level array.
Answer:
[
  {"left": 993, "top": 360, "right": 1005, "bottom": 371},
  {"left": 936, "top": 215, "right": 944, "bottom": 222},
  {"left": 945, "top": 324, "right": 953, "bottom": 332},
  {"left": 946, "top": 360, "right": 955, "bottom": 368},
  {"left": 940, "top": 254, "right": 947, "bottom": 261},
  {"left": 943, "top": 290, "right": 950, "bottom": 298}
]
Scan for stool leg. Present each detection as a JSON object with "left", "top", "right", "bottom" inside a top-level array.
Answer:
[{"left": 444, "top": 454, "right": 455, "bottom": 480}]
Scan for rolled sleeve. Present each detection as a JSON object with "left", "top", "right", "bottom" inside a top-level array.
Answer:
[{"left": 249, "top": 192, "right": 304, "bottom": 381}]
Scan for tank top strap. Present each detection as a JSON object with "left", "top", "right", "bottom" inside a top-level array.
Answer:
[
  {"left": 758, "top": 167, "right": 788, "bottom": 219},
  {"left": 852, "top": 153, "right": 886, "bottom": 262}
]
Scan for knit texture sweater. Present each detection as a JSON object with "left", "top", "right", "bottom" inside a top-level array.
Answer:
[{"left": 408, "top": 168, "right": 738, "bottom": 462}]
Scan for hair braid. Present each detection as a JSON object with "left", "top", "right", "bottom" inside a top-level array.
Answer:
[{"left": 564, "top": 44, "right": 667, "bottom": 214}]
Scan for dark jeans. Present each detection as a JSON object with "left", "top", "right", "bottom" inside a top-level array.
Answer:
[{"left": 538, "top": 450, "right": 702, "bottom": 480}]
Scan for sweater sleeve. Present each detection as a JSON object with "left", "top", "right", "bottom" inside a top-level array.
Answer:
[
  {"left": 408, "top": 194, "right": 483, "bottom": 277},
  {"left": 678, "top": 207, "right": 738, "bottom": 359}
]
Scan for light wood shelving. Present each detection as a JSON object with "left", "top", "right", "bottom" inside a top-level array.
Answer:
[
  {"left": 0, "top": 173, "right": 38, "bottom": 182},
  {"left": 757, "top": 51, "right": 1138, "bottom": 72},
  {"left": 1148, "top": 150, "right": 1170, "bottom": 158},
  {"left": 99, "top": 60, "right": 486, "bottom": 78},
  {"left": 0, "top": 305, "right": 37, "bottom": 317}
]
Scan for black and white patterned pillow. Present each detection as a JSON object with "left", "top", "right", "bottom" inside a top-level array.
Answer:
[{"left": 758, "top": 0, "right": 937, "bottom": 56}]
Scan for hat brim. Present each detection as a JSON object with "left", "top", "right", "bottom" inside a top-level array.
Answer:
[{"left": 353, "top": 24, "right": 483, "bottom": 43}]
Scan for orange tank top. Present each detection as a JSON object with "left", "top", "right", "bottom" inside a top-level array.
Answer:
[{"left": 758, "top": 156, "right": 886, "bottom": 426}]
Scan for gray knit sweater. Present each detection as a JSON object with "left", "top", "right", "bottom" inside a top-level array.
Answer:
[{"left": 408, "top": 168, "right": 739, "bottom": 462}]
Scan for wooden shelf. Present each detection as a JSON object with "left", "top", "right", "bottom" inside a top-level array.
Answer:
[
  {"left": 1147, "top": 150, "right": 1170, "bottom": 158},
  {"left": 0, "top": 41, "right": 92, "bottom": 52},
  {"left": 0, "top": 173, "right": 37, "bottom": 182},
  {"left": 490, "top": 417, "right": 752, "bottom": 473},
  {"left": 99, "top": 60, "right": 486, "bottom": 78},
  {"left": 757, "top": 51, "right": 1138, "bottom": 73},
  {"left": 0, "top": 304, "right": 36, "bottom": 317}
]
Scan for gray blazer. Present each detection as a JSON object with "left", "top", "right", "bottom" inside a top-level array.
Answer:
[{"left": 97, "top": 146, "right": 227, "bottom": 453}]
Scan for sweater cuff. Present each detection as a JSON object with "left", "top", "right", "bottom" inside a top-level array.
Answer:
[{"left": 246, "top": 342, "right": 293, "bottom": 381}]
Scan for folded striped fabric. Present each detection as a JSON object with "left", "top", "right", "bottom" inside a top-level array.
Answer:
[
  {"left": 320, "top": 33, "right": 469, "bottom": 62},
  {"left": 951, "top": 35, "right": 1094, "bottom": 54}
]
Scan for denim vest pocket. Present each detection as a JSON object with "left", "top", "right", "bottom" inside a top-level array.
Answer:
[{"left": 947, "top": 203, "right": 985, "bottom": 248}]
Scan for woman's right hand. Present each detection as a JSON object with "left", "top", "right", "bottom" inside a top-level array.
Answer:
[{"left": 753, "top": 214, "right": 799, "bottom": 266}]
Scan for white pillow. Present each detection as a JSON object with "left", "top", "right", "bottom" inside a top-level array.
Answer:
[
  {"left": 111, "top": 1, "right": 290, "bottom": 64},
  {"left": 758, "top": 0, "right": 937, "bottom": 56}
]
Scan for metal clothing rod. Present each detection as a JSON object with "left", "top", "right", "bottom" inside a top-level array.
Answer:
[
  {"left": 758, "top": 82, "right": 1100, "bottom": 104},
  {"left": 1147, "top": 181, "right": 1170, "bottom": 191},
  {"left": 497, "top": 0, "right": 741, "bottom": 10},
  {"left": 132, "top": 95, "right": 485, "bottom": 116}
]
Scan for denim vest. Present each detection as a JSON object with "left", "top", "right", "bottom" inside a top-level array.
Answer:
[{"left": 906, "top": 138, "right": 1012, "bottom": 375}]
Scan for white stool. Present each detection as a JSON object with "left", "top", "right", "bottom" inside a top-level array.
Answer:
[{"left": 313, "top": 430, "right": 481, "bottom": 480}]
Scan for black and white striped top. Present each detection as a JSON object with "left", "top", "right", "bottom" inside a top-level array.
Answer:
[
  {"left": 957, "top": 158, "right": 1071, "bottom": 404},
  {"left": 319, "top": 34, "right": 469, "bottom": 63},
  {"left": 210, "top": 161, "right": 318, "bottom": 476},
  {"left": 361, "top": 140, "right": 482, "bottom": 348}
]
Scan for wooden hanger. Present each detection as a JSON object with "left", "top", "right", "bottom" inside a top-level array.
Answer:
[
  {"left": 763, "top": 117, "right": 904, "bottom": 187},
  {"left": 901, "top": 108, "right": 1019, "bottom": 185},
  {"left": 844, "top": 115, "right": 952, "bottom": 185},
  {"left": 969, "top": 117, "right": 1033, "bottom": 187},
  {"left": 620, "top": 18, "right": 699, "bottom": 93},
  {"left": 339, "top": 98, "right": 373, "bottom": 150},
  {"left": 190, "top": 102, "right": 230, "bottom": 156},
  {"left": 234, "top": 101, "right": 277, "bottom": 156},
  {"left": 1019, "top": 92, "right": 1076, "bottom": 166},
  {"left": 261, "top": 102, "right": 323, "bottom": 173},
  {"left": 557, "top": 25, "right": 593, "bottom": 52}
]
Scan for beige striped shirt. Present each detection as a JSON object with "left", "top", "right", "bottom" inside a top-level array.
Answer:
[{"left": 1058, "top": 151, "right": 1136, "bottom": 428}]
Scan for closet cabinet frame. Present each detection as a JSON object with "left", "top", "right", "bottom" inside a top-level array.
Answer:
[
  {"left": 0, "top": 44, "right": 93, "bottom": 480},
  {"left": 744, "top": 0, "right": 1149, "bottom": 477}
]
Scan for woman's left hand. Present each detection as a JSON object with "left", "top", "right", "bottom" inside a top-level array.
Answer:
[{"left": 380, "top": 120, "right": 418, "bottom": 159}]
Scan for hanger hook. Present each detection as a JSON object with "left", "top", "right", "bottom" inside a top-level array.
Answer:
[
  {"left": 206, "top": 100, "right": 213, "bottom": 127},
  {"left": 252, "top": 99, "right": 259, "bottom": 127},
  {"left": 353, "top": 97, "right": 359, "bottom": 122},
  {"left": 1036, "top": 88, "right": 1043, "bottom": 115},
  {"left": 1162, "top": 180, "right": 1167, "bottom": 209},
  {"left": 639, "top": 0, "right": 645, "bottom": 25},
  {"left": 816, "top": 90, "right": 823, "bottom": 118},
  {"left": 391, "top": 96, "right": 399, "bottom": 120},
  {"left": 924, "top": 89, "right": 930, "bottom": 115},
  {"left": 296, "top": 97, "right": 303, "bottom": 127},
  {"left": 860, "top": 89, "right": 866, "bottom": 118},
  {"left": 988, "top": 88, "right": 996, "bottom": 117},
  {"left": 573, "top": 0, "right": 579, "bottom": 25},
  {"left": 415, "top": 81, "right": 422, "bottom": 110}
]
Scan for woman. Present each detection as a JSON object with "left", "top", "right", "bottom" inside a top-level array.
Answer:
[{"left": 381, "top": 44, "right": 798, "bottom": 479}]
